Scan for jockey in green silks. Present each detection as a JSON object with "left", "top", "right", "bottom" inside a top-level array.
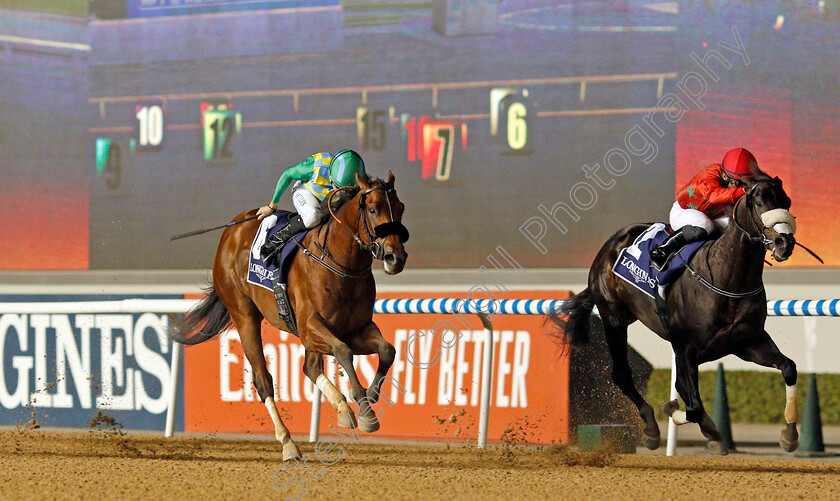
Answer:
[{"left": 257, "top": 149, "right": 366, "bottom": 262}]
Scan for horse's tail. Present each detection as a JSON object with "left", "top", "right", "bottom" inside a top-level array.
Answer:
[
  {"left": 167, "top": 285, "right": 233, "bottom": 345},
  {"left": 545, "top": 288, "right": 595, "bottom": 348}
]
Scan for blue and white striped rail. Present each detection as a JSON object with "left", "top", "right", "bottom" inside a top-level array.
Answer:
[
  {"left": 2, "top": 298, "right": 836, "bottom": 317},
  {"left": 2, "top": 297, "right": 839, "bottom": 448},
  {"left": 374, "top": 298, "right": 840, "bottom": 317},
  {"left": 766, "top": 299, "right": 840, "bottom": 317},
  {"left": 373, "top": 298, "right": 565, "bottom": 316}
]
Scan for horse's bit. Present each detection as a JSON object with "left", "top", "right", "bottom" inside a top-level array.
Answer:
[
  {"left": 293, "top": 183, "right": 409, "bottom": 280},
  {"left": 732, "top": 180, "right": 776, "bottom": 249},
  {"left": 328, "top": 183, "right": 409, "bottom": 261}
]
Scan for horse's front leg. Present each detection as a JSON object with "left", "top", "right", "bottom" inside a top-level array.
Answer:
[
  {"left": 662, "top": 343, "right": 728, "bottom": 455},
  {"left": 302, "top": 350, "right": 357, "bottom": 431},
  {"left": 735, "top": 330, "right": 799, "bottom": 452},
  {"left": 303, "top": 314, "right": 380, "bottom": 433},
  {"left": 346, "top": 322, "right": 396, "bottom": 406}
]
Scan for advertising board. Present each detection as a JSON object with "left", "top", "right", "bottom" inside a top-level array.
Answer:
[
  {"left": 184, "top": 290, "right": 571, "bottom": 444},
  {"left": 0, "top": 295, "right": 184, "bottom": 431}
]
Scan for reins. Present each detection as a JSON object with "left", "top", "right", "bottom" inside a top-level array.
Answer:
[
  {"left": 293, "top": 238, "right": 372, "bottom": 279},
  {"left": 683, "top": 181, "right": 770, "bottom": 299},
  {"left": 295, "top": 181, "right": 408, "bottom": 279},
  {"left": 327, "top": 186, "right": 383, "bottom": 259},
  {"left": 683, "top": 261, "right": 765, "bottom": 298},
  {"left": 731, "top": 183, "right": 773, "bottom": 247}
]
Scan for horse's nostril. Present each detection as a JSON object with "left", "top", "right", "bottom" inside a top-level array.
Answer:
[
  {"left": 775, "top": 237, "right": 787, "bottom": 248},
  {"left": 385, "top": 253, "right": 397, "bottom": 264}
]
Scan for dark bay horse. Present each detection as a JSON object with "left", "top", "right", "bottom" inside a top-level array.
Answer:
[
  {"left": 169, "top": 172, "right": 408, "bottom": 460},
  {"left": 548, "top": 174, "right": 799, "bottom": 455}
]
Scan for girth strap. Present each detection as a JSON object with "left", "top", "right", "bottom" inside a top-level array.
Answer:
[
  {"left": 272, "top": 275, "right": 299, "bottom": 337},
  {"left": 655, "top": 288, "right": 672, "bottom": 334}
]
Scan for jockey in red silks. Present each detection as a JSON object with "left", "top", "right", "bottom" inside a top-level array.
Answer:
[{"left": 650, "top": 147, "right": 758, "bottom": 268}]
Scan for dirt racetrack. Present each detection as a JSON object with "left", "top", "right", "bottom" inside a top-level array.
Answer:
[{"left": 1, "top": 430, "right": 840, "bottom": 500}]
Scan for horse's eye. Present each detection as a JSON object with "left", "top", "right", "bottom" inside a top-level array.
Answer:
[
  {"left": 755, "top": 201, "right": 762, "bottom": 207},
  {"left": 369, "top": 207, "right": 376, "bottom": 214}
]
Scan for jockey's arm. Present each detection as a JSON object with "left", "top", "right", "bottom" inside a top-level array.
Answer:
[
  {"left": 257, "top": 156, "right": 315, "bottom": 220},
  {"left": 695, "top": 170, "right": 746, "bottom": 206},
  {"left": 269, "top": 156, "right": 316, "bottom": 206}
]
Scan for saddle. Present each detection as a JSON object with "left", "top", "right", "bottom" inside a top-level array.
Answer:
[
  {"left": 612, "top": 223, "right": 708, "bottom": 330},
  {"left": 248, "top": 211, "right": 312, "bottom": 336},
  {"left": 249, "top": 193, "right": 354, "bottom": 334}
]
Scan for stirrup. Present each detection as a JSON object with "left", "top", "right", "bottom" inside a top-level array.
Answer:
[
  {"left": 261, "top": 229, "right": 292, "bottom": 263},
  {"left": 650, "top": 247, "right": 668, "bottom": 269}
]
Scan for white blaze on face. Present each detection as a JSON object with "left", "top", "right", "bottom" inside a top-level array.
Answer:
[
  {"left": 760, "top": 208, "right": 796, "bottom": 234},
  {"left": 774, "top": 223, "right": 793, "bottom": 235}
]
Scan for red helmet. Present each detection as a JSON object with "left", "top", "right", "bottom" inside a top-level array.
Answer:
[{"left": 721, "top": 148, "right": 757, "bottom": 179}]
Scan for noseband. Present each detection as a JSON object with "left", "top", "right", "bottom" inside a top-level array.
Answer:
[
  {"left": 733, "top": 180, "right": 779, "bottom": 249},
  {"left": 329, "top": 183, "right": 409, "bottom": 261}
]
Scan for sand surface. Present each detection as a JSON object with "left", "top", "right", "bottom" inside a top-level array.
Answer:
[{"left": 2, "top": 430, "right": 839, "bottom": 500}]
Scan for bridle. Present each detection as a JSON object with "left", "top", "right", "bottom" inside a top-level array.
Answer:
[
  {"left": 684, "top": 178, "right": 816, "bottom": 298},
  {"left": 732, "top": 180, "right": 776, "bottom": 249},
  {"left": 327, "top": 182, "right": 409, "bottom": 261},
  {"left": 683, "top": 179, "right": 779, "bottom": 299},
  {"left": 292, "top": 182, "right": 409, "bottom": 280}
]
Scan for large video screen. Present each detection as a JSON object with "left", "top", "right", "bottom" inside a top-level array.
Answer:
[{"left": 2, "top": 1, "right": 839, "bottom": 269}]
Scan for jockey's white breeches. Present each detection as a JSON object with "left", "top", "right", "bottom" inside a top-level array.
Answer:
[
  {"left": 292, "top": 181, "right": 328, "bottom": 228},
  {"left": 669, "top": 202, "right": 730, "bottom": 234}
]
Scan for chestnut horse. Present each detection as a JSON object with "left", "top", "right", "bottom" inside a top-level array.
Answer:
[
  {"left": 169, "top": 173, "right": 408, "bottom": 460},
  {"left": 547, "top": 174, "right": 799, "bottom": 455}
]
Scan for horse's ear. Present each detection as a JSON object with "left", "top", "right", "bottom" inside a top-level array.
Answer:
[
  {"left": 388, "top": 170, "right": 395, "bottom": 187},
  {"left": 356, "top": 172, "right": 370, "bottom": 190}
]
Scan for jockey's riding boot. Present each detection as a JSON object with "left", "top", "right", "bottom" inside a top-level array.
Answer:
[
  {"left": 650, "top": 225, "right": 708, "bottom": 269},
  {"left": 261, "top": 213, "right": 307, "bottom": 264}
]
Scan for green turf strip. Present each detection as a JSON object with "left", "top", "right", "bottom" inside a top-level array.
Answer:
[
  {"left": 646, "top": 369, "right": 840, "bottom": 424},
  {"left": 344, "top": 14, "right": 403, "bottom": 27},
  {"left": 342, "top": 1, "right": 432, "bottom": 12},
  {"left": 0, "top": 0, "right": 88, "bottom": 17}
]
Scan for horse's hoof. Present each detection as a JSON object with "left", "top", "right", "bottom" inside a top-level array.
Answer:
[
  {"left": 358, "top": 417, "right": 380, "bottom": 433},
  {"left": 644, "top": 436, "right": 661, "bottom": 450},
  {"left": 282, "top": 442, "right": 302, "bottom": 461},
  {"left": 659, "top": 399, "right": 680, "bottom": 417},
  {"left": 707, "top": 441, "right": 729, "bottom": 456},
  {"left": 780, "top": 424, "right": 799, "bottom": 452},
  {"left": 337, "top": 403, "right": 358, "bottom": 429},
  {"left": 780, "top": 437, "right": 799, "bottom": 453}
]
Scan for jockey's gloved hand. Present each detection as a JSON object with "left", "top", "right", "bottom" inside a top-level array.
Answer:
[{"left": 257, "top": 204, "right": 275, "bottom": 220}]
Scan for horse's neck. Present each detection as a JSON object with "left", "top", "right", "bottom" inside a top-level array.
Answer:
[
  {"left": 326, "top": 196, "right": 373, "bottom": 269},
  {"left": 707, "top": 202, "right": 766, "bottom": 288}
]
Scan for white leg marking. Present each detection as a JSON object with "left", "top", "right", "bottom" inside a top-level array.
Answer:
[
  {"left": 317, "top": 374, "right": 347, "bottom": 409},
  {"left": 265, "top": 398, "right": 291, "bottom": 444},
  {"left": 785, "top": 384, "right": 799, "bottom": 424},
  {"left": 671, "top": 410, "right": 689, "bottom": 425},
  {"left": 317, "top": 375, "right": 356, "bottom": 429},
  {"left": 266, "top": 398, "right": 302, "bottom": 461}
]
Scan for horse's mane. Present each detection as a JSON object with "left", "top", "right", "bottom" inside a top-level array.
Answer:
[
  {"left": 748, "top": 161, "right": 773, "bottom": 183},
  {"left": 366, "top": 177, "right": 389, "bottom": 187},
  {"left": 329, "top": 186, "right": 357, "bottom": 212},
  {"left": 750, "top": 172, "right": 773, "bottom": 183},
  {"left": 328, "top": 177, "right": 389, "bottom": 214}
]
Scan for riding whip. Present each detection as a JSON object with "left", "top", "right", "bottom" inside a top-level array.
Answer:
[
  {"left": 169, "top": 214, "right": 260, "bottom": 241},
  {"left": 795, "top": 241, "right": 824, "bottom": 264}
]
